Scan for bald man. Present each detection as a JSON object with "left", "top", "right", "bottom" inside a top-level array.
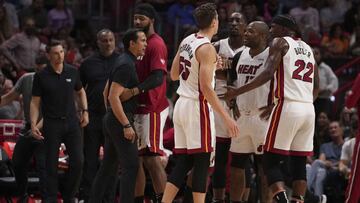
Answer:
[
  {"left": 211, "top": 12, "right": 247, "bottom": 203},
  {"left": 79, "top": 29, "right": 118, "bottom": 202},
  {"left": 227, "top": 21, "right": 272, "bottom": 203}
]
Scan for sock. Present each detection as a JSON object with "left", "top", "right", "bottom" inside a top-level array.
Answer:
[
  {"left": 134, "top": 196, "right": 144, "bottom": 203},
  {"left": 212, "top": 200, "right": 225, "bottom": 203},
  {"left": 273, "top": 191, "right": 288, "bottom": 203},
  {"left": 290, "top": 195, "right": 304, "bottom": 203}
]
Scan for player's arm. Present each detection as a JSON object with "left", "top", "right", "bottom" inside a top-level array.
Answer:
[
  {"left": 313, "top": 63, "right": 320, "bottom": 101},
  {"left": 224, "top": 38, "right": 287, "bottom": 100},
  {"left": 197, "top": 44, "right": 239, "bottom": 137},
  {"left": 170, "top": 49, "right": 180, "bottom": 81}
]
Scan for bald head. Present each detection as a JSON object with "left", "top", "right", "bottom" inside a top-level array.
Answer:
[
  {"left": 243, "top": 21, "right": 269, "bottom": 48},
  {"left": 249, "top": 21, "right": 269, "bottom": 37}
]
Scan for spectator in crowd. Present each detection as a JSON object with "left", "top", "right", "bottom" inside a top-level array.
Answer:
[
  {"left": 0, "top": 0, "right": 19, "bottom": 31},
  {"left": 313, "top": 112, "right": 331, "bottom": 159},
  {"left": 47, "top": 0, "right": 74, "bottom": 35},
  {"left": 18, "top": 0, "right": 48, "bottom": 31},
  {"left": 0, "top": 79, "right": 21, "bottom": 119},
  {"left": 320, "top": 0, "right": 350, "bottom": 34},
  {"left": 340, "top": 107, "right": 357, "bottom": 139},
  {"left": 312, "top": 47, "right": 338, "bottom": 117},
  {"left": 0, "top": 56, "right": 48, "bottom": 202},
  {"left": 0, "top": 16, "right": 41, "bottom": 72},
  {"left": 344, "top": 73, "right": 360, "bottom": 203},
  {"left": 307, "top": 121, "right": 344, "bottom": 202},
  {"left": 263, "top": 0, "right": 288, "bottom": 24},
  {"left": 321, "top": 23, "right": 350, "bottom": 57},
  {"left": 167, "top": 0, "right": 196, "bottom": 32},
  {"left": 339, "top": 135, "right": 356, "bottom": 179},
  {"left": 289, "top": 0, "right": 320, "bottom": 40},
  {"left": 343, "top": 2, "right": 360, "bottom": 33},
  {"left": 0, "top": 5, "right": 12, "bottom": 44},
  {"left": 242, "top": 2, "right": 264, "bottom": 23}
]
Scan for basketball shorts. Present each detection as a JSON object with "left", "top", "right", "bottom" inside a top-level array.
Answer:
[
  {"left": 173, "top": 96, "right": 215, "bottom": 154},
  {"left": 264, "top": 100, "right": 315, "bottom": 156},
  {"left": 230, "top": 110, "right": 268, "bottom": 154},
  {"left": 134, "top": 107, "right": 169, "bottom": 156}
]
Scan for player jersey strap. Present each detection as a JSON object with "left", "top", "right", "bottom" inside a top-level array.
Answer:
[{"left": 228, "top": 50, "right": 243, "bottom": 84}]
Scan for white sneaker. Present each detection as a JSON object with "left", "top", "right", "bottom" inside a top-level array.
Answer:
[{"left": 319, "top": 194, "right": 327, "bottom": 203}]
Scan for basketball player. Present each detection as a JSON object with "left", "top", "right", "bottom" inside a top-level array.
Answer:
[
  {"left": 228, "top": 21, "right": 271, "bottom": 203},
  {"left": 211, "top": 12, "right": 247, "bottom": 203},
  {"left": 161, "top": 3, "right": 239, "bottom": 203},
  {"left": 345, "top": 73, "right": 360, "bottom": 203},
  {"left": 223, "top": 15, "right": 319, "bottom": 203}
]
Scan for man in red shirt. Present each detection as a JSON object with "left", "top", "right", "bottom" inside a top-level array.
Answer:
[
  {"left": 123, "top": 3, "right": 169, "bottom": 203},
  {"left": 345, "top": 73, "right": 360, "bottom": 203}
]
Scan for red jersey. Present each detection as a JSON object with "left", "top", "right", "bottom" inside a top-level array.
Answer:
[{"left": 136, "top": 33, "right": 168, "bottom": 114}]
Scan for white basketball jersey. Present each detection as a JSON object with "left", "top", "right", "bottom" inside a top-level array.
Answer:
[
  {"left": 236, "top": 47, "right": 272, "bottom": 111},
  {"left": 215, "top": 38, "right": 246, "bottom": 95},
  {"left": 276, "top": 37, "right": 315, "bottom": 103},
  {"left": 176, "top": 33, "right": 215, "bottom": 99}
]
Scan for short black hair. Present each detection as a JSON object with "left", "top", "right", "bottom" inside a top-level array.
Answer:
[
  {"left": 134, "top": 3, "right": 157, "bottom": 20},
  {"left": 46, "top": 40, "right": 63, "bottom": 53},
  {"left": 122, "top": 28, "right": 143, "bottom": 49},
  {"left": 96, "top": 28, "right": 114, "bottom": 39},
  {"left": 193, "top": 3, "right": 217, "bottom": 30}
]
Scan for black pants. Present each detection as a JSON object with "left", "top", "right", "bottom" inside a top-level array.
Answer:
[
  {"left": 89, "top": 112, "right": 139, "bottom": 203},
  {"left": 81, "top": 113, "right": 105, "bottom": 202},
  {"left": 12, "top": 131, "right": 46, "bottom": 199},
  {"left": 43, "top": 118, "right": 83, "bottom": 203}
]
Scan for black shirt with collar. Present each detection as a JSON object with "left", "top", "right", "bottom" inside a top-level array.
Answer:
[
  {"left": 79, "top": 51, "right": 120, "bottom": 115},
  {"left": 107, "top": 50, "right": 139, "bottom": 117},
  {"left": 32, "top": 63, "right": 83, "bottom": 120}
]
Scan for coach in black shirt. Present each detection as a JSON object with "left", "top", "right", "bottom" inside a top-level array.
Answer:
[
  {"left": 30, "top": 41, "right": 89, "bottom": 203},
  {"left": 89, "top": 29, "right": 147, "bottom": 203},
  {"left": 79, "top": 29, "right": 119, "bottom": 202}
]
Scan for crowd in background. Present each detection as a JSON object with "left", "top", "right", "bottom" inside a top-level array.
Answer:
[{"left": 0, "top": 0, "right": 359, "bottom": 202}]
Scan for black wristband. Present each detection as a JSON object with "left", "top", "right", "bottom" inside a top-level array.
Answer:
[{"left": 123, "top": 123, "right": 132, "bottom": 128}]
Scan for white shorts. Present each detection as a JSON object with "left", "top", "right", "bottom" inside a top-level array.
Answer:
[
  {"left": 230, "top": 110, "right": 268, "bottom": 154},
  {"left": 134, "top": 107, "right": 169, "bottom": 155},
  {"left": 173, "top": 96, "right": 215, "bottom": 154},
  {"left": 264, "top": 100, "right": 315, "bottom": 156},
  {"left": 214, "top": 99, "right": 232, "bottom": 138}
]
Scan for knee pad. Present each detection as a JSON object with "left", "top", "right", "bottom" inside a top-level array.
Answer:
[
  {"left": 290, "top": 156, "right": 306, "bottom": 181},
  {"left": 231, "top": 153, "right": 250, "bottom": 169},
  {"left": 168, "top": 154, "right": 193, "bottom": 188},
  {"left": 213, "top": 142, "right": 230, "bottom": 188},
  {"left": 192, "top": 153, "right": 211, "bottom": 193},
  {"left": 263, "top": 152, "right": 286, "bottom": 186}
]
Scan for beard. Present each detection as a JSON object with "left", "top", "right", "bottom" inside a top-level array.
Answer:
[{"left": 136, "top": 23, "right": 150, "bottom": 34}]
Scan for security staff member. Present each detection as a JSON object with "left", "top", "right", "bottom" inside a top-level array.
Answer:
[
  {"left": 79, "top": 29, "right": 119, "bottom": 202},
  {"left": 30, "top": 41, "right": 89, "bottom": 203},
  {"left": 89, "top": 28, "right": 147, "bottom": 203}
]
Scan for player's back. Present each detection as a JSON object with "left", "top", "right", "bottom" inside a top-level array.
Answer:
[
  {"left": 176, "top": 33, "right": 213, "bottom": 99},
  {"left": 278, "top": 36, "right": 315, "bottom": 103}
]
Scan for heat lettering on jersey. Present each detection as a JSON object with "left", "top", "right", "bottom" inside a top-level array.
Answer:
[{"left": 237, "top": 63, "right": 262, "bottom": 75}]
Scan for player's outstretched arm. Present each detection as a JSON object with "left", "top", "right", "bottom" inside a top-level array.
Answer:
[
  {"left": 223, "top": 38, "right": 287, "bottom": 100},
  {"left": 197, "top": 43, "right": 239, "bottom": 137},
  {"left": 170, "top": 49, "right": 180, "bottom": 81}
]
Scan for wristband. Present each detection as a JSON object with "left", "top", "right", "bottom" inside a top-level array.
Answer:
[{"left": 123, "top": 123, "right": 132, "bottom": 128}]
